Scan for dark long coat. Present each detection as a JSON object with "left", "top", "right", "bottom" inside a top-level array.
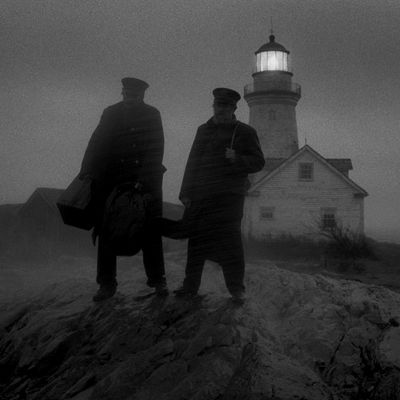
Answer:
[
  {"left": 180, "top": 119, "right": 265, "bottom": 270},
  {"left": 179, "top": 118, "right": 265, "bottom": 201},
  {"left": 179, "top": 117, "right": 265, "bottom": 261},
  {"left": 80, "top": 101, "right": 165, "bottom": 221}
]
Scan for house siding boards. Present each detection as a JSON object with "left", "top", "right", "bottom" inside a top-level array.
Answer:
[{"left": 243, "top": 148, "right": 365, "bottom": 240}]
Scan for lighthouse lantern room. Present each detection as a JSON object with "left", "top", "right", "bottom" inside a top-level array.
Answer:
[{"left": 255, "top": 34, "right": 289, "bottom": 73}]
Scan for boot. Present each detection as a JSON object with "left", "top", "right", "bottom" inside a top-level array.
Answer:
[
  {"left": 173, "top": 286, "right": 198, "bottom": 298},
  {"left": 155, "top": 282, "right": 169, "bottom": 297},
  {"left": 93, "top": 285, "right": 117, "bottom": 302},
  {"left": 231, "top": 291, "right": 245, "bottom": 306}
]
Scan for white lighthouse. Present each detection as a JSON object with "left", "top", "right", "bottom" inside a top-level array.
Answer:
[
  {"left": 242, "top": 33, "right": 368, "bottom": 241},
  {"left": 244, "top": 33, "right": 301, "bottom": 159}
]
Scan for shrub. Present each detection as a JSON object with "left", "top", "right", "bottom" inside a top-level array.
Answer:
[
  {"left": 321, "top": 225, "right": 376, "bottom": 260},
  {"left": 244, "top": 234, "right": 324, "bottom": 261}
]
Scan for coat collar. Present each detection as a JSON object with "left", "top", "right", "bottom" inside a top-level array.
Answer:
[{"left": 206, "top": 115, "right": 237, "bottom": 128}]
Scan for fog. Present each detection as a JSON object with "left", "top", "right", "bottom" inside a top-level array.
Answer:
[{"left": 1, "top": 0, "right": 400, "bottom": 243}]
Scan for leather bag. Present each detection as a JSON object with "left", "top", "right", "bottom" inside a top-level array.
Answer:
[
  {"left": 57, "top": 175, "right": 95, "bottom": 230},
  {"left": 100, "top": 182, "right": 147, "bottom": 256}
]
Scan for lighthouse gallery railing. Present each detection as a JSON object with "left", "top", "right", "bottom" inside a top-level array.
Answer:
[{"left": 244, "top": 81, "right": 301, "bottom": 97}]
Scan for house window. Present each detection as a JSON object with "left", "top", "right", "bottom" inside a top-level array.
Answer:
[
  {"left": 299, "top": 162, "right": 314, "bottom": 181},
  {"left": 321, "top": 208, "right": 337, "bottom": 230},
  {"left": 260, "top": 206, "right": 275, "bottom": 220}
]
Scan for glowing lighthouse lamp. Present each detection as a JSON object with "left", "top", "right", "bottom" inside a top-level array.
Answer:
[{"left": 255, "top": 34, "right": 289, "bottom": 73}]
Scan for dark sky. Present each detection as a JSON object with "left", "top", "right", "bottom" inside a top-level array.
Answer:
[{"left": 1, "top": 0, "right": 400, "bottom": 241}]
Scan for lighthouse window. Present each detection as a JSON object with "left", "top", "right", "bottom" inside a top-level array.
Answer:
[
  {"left": 298, "top": 163, "right": 314, "bottom": 181},
  {"left": 260, "top": 206, "right": 275, "bottom": 220},
  {"left": 269, "top": 110, "right": 276, "bottom": 120}
]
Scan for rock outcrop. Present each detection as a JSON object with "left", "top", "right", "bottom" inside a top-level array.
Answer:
[{"left": 1, "top": 257, "right": 400, "bottom": 400}]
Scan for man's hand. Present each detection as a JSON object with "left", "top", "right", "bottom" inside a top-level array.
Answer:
[
  {"left": 180, "top": 197, "right": 191, "bottom": 208},
  {"left": 134, "top": 182, "right": 144, "bottom": 191},
  {"left": 142, "top": 193, "right": 153, "bottom": 207},
  {"left": 79, "top": 173, "right": 92, "bottom": 180},
  {"left": 91, "top": 228, "right": 98, "bottom": 246},
  {"left": 225, "top": 148, "right": 236, "bottom": 162}
]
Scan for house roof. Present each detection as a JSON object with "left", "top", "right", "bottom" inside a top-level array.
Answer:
[
  {"left": 262, "top": 157, "right": 353, "bottom": 176},
  {"left": 19, "top": 187, "right": 185, "bottom": 220},
  {"left": 19, "top": 187, "right": 64, "bottom": 216},
  {"left": 262, "top": 157, "right": 353, "bottom": 175},
  {"left": 0, "top": 203, "right": 22, "bottom": 215},
  {"left": 250, "top": 145, "right": 368, "bottom": 196},
  {"left": 0, "top": 204, "right": 23, "bottom": 223},
  {"left": 326, "top": 158, "right": 353, "bottom": 174},
  {"left": 35, "top": 187, "right": 64, "bottom": 213},
  {"left": 264, "top": 158, "right": 287, "bottom": 173}
]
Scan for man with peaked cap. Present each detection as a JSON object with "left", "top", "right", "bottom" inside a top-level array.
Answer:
[
  {"left": 80, "top": 77, "right": 168, "bottom": 301},
  {"left": 174, "top": 87, "right": 265, "bottom": 304}
]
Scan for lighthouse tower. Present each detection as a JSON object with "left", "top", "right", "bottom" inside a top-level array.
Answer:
[{"left": 244, "top": 33, "right": 301, "bottom": 159}]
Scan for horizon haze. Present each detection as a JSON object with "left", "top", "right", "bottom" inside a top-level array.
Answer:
[{"left": 1, "top": 0, "right": 399, "bottom": 243}]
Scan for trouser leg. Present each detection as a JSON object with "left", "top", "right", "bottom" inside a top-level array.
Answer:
[
  {"left": 183, "top": 237, "right": 206, "bottom": 292},
  {"left": 141, "top": 193, "right": 166, "bottom": 287},
  {"left": 142, "top": 228, "right": 166, "bottom": 287},
  {"left": 212, "top": 194, "right": 245, "bottom": 295},
  {"left": 219, "top": 231, "right": 246, "bottom": 295},
  {"left": 96, "top": 234, "right": 117, "bottom": 287}
]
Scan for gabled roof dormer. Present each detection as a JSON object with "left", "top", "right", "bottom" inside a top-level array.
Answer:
[{"left": 250, "top": 145, "right": 368, "bottom": 197}]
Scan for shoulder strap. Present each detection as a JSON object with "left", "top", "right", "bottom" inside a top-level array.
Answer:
[{"left": 229, "top": 122, "right": 240, "bottom": 149}]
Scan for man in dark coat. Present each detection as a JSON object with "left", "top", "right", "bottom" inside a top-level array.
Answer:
[
  {"left": 80, "top": 77, "right": 167, "bottom": 301},
  {"left": 175, "top": 88, "right": 265, "bottom": 303}
]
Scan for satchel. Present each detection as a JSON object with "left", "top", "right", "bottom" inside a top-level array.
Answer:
[
  {"left": 100, "top": 182, "right": 147, "bottom": 256},
  {"left": 57, "top": 175, "right": 95, "bottom": 230}
]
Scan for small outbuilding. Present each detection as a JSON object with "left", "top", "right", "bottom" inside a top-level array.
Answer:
[
  {"left": 14, "top": 187, "right": 185, "bottom": 260},
  {"left": 17, "top": 187, "right": 92, "bottom": 259}
]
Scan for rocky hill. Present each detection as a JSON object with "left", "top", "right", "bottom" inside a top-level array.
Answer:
[{"left": 1, "top": 256, "right": 400, "bottom": 400}]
